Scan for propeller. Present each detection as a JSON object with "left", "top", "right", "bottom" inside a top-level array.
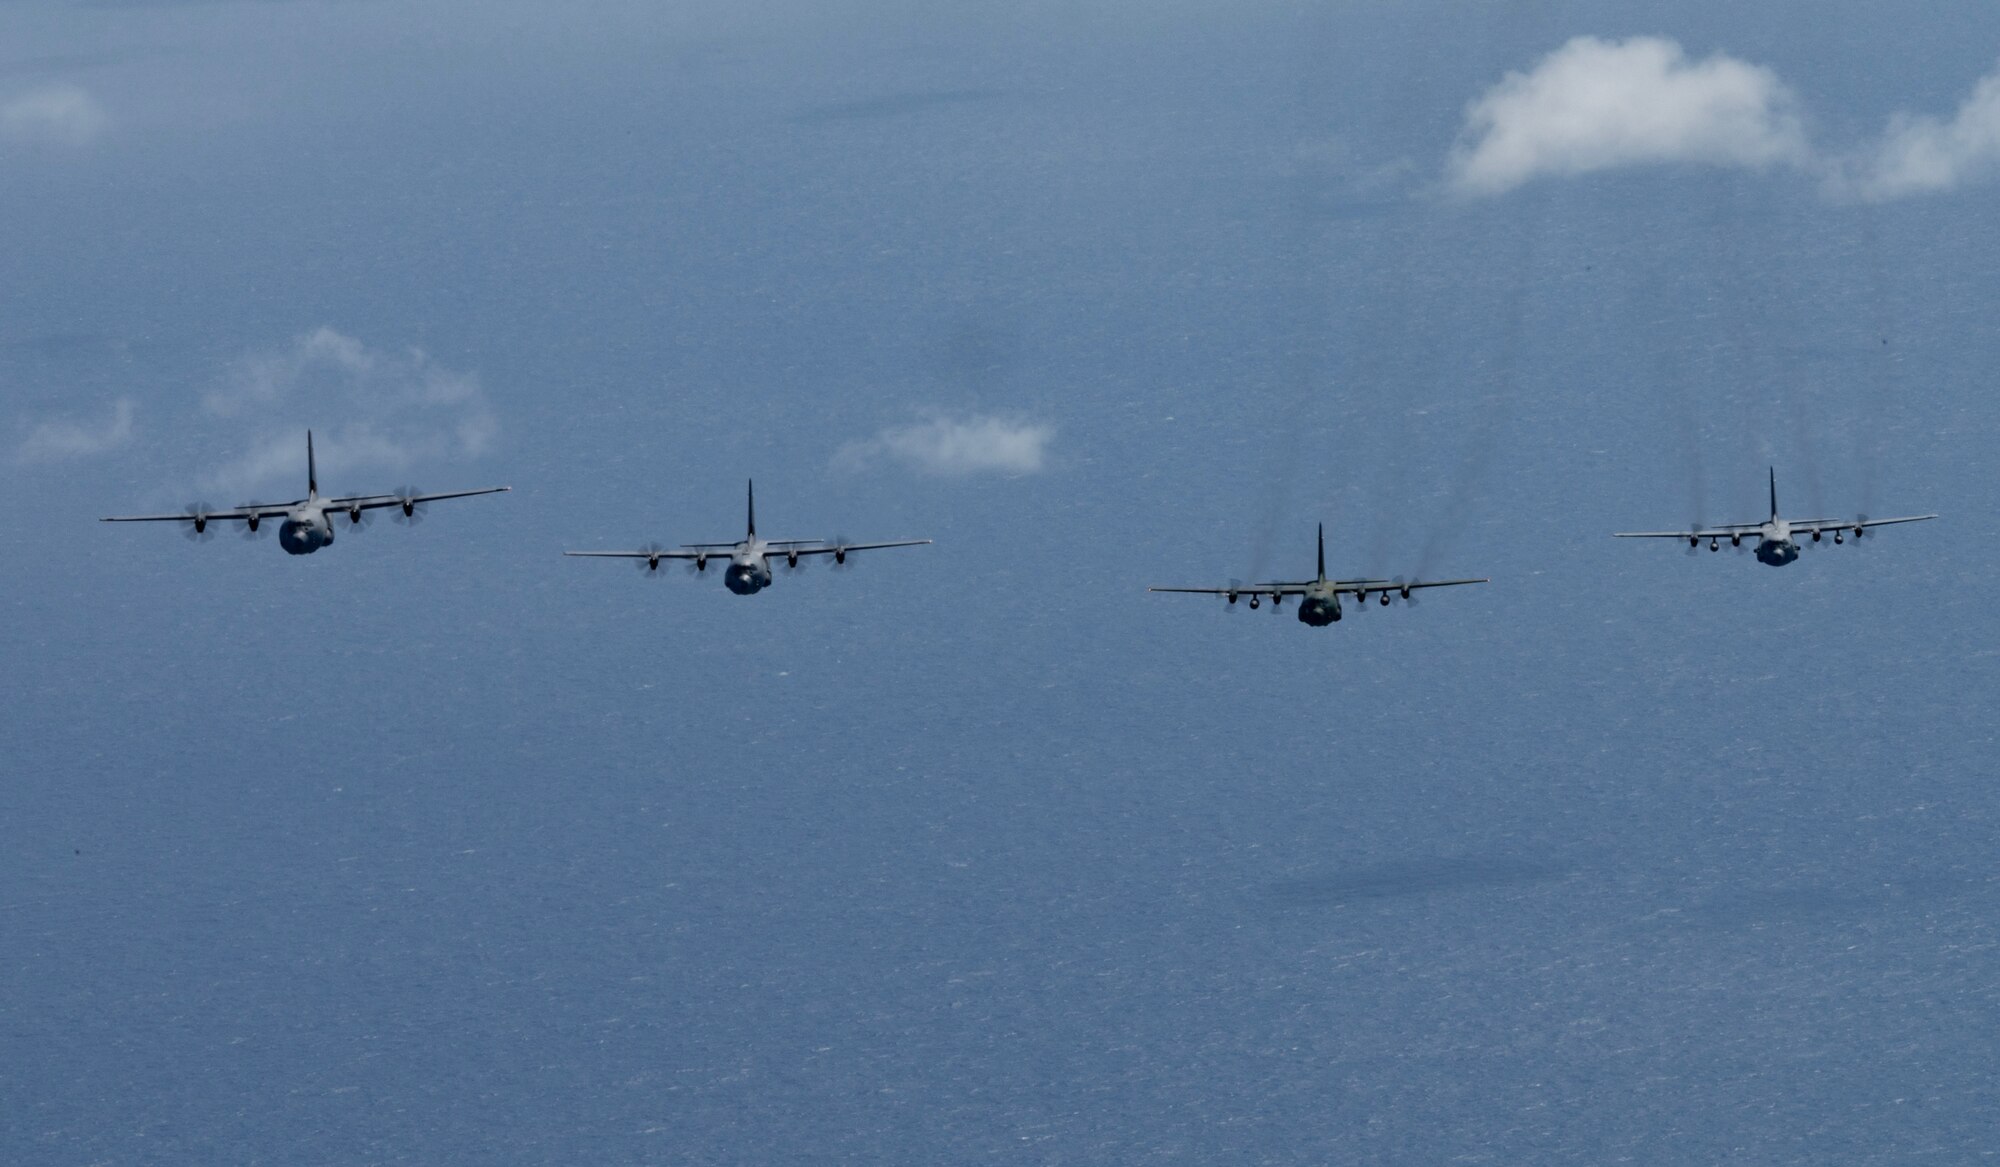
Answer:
[
  {"left": 389, "top": 487, "right": 426, "bottom": 527},
  {"left": 238, "top": 506, "right": 273, "bottom": 540},
  {"left": 338, "top": 499, "right": 379, "bottom": 532},
  {"left": 181, "top": 502, "right": 218, "bottom": 543},
  {"left": 633, "top": 542, "right": 671, "bottom": 576}
]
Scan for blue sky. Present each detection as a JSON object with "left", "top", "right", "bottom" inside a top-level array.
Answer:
[{"left": 3, "top": 3, "right": 1998, "bottom": 1162}]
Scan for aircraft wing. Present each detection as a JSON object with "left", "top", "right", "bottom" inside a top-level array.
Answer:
[
  {"left": 1149, "top": 582, "right": 1314, "bottom": 598},
  {"left": 321, "top": 486, "right": 511, "bottom": 511},
  {"left": 1331, "top": 577, "right": 1487, "bottom": 594},
  {"left": 1787, "top": 514, "right": 1938, "bottom": 536},
  {"left": 776, "top": 539, "right": 932, "bottom": 558},
  {"left": 102, "top": 502, "right": 298, "bottom": 523},
  {"left": 1613, "top": 524, "right": 1761, "bottom": 539},
  {"left": 565, "top": 548, "right": 709, "bottom": 561}
]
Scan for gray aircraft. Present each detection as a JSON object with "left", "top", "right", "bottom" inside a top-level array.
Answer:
[
  {"left": 1615, "top": 469, "right": 1935, "bottom": 566},
  {"left": 1149, "top": 523, "right": 1487, "bottom": 626},
  {"left": 565, "top": 480, "right": 930, "bottom": 595},
  {"left": 101, "top": 431, "right": 509, "bottom": 555}
]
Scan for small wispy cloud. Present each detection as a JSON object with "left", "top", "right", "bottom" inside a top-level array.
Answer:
[
  {"left": 1448, "top": 36, "right": 1808, "bottom": 196},
  {"left": 14, "top": 397, "right": 134, "bottom": 464},
  {"left": 1838, "top": 65, "right": 2000, "bottom": 200},
  {"left": 198, "top": 327, "right": 497, "bottom": 497},
  {"left": 835, "top": 412, "right": 1053, "bottom": 477},
  {"left": 0, "top": 85, "right": 108, "bottom": 147}
]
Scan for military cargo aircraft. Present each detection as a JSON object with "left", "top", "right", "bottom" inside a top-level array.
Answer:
[
  {"left": 102, "top": 432, "right": 508, "bottom": 555},
  {"left": 1615, "top": 469, "right": 1934, "bottom": 566},
  {"left": 1150, "top": 524, "right": 1486, "bottom": 626},
  {"left": 566, "top": 481, "right": 930, "bottom": 595}
]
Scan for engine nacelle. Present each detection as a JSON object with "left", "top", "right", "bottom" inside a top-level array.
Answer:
[
  {"left": 695, "top": 554, "right": 708, "bottom": 571},
  {"left": 1853, "top": 526, "right": 1865, "bottom": 539},
  {"left": 1730, "top": 534, "right": 1741, "bottom": 547},
  {"left": 348, "top": 506, "right": 363, "bottom": 525},
  {"left": 246, "top": 515, "right": 260, "bottom": 532},
  {"left": 1812, "top": 530, "right": 1821, "bottom": 542},
  {"left": 835, "top": 549, "right": 847, "bottom": 565},
  {"left": 1226, "top": 591, "right": 1238, "bottom": 605},
  {"left": 193, "top": 516, "right": 207, "bottom": 534},
  {"left": 786, "top": 551, "right": 799, "bottom": 568},
  {"left": 646, "top": 554, "right": 661, "bottom": 572},
  {"left": 1399, "top": 585, "right": 1412, "bottom": 600},
  {"left": 401, "top": 500, "right": 415, "bottom": 517}
]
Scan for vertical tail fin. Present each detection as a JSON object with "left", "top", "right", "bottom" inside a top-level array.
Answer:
[
  {"left": 307, "top": 430, "right": 318, "bottom": 496},
  {"left": 1316, "top": 522, "right": 1326, "bottom": 582},
  {"left": 746, "top": 479, "right": 756, "bottom": 538},
  {"left": 1768, "top": 466, "right": 1778, "bottom": 521}
]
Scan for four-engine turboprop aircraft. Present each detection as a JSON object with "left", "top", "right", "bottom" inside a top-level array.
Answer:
[
  {"left": 1614, "top": 469, "right": 1936, "bottom": 567},
  {"left": 564, "top": 480, "right": 930, "bottom": 595},
  {"left": 101, "top": 431, "right": 510, "bottom": 555},
  {"left": 1149, "top": 523, "right": 1487, "bottom": 626}
]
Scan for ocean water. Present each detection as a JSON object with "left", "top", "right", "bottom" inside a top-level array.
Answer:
[{"left": 2, "top": 2, "right": 1996, "bottom": 1162}]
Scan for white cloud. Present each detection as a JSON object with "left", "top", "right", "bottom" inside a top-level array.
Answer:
[
  {"left": 198, "top": 327, "right": 497, "bottom": 497},
  {"left": 1449, "top": 36, "right": 1809, "bottom": 196},
  {"left": 0, "top": 85, "right": 107, "bottom": 147},
  {"left": 14, "top": 397, "right": 134, "bottom": 464},
  {"left": 1840, "top": 65, "right": 2000, "bottom": 200},
  {"left": 835, "top": 412, "right": 1053, "bottom": 477}
]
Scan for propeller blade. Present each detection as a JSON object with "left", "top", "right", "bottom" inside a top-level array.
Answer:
[
  {"left": 238, "top": 505, "right": 273, "bottom": 540},
  {"left": 336, "top": 500, "right": 378, "bottom": 532},
  {"left": 390, "top": 486, "right": 426, "bottom": 527},
  {"left": 181, "top": 502, "right": 217, "bottom": 543}
]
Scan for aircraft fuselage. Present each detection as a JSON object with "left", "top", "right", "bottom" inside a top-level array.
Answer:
[
  {"left": 1297, "top": 582, "right": 1343, "bottom": 626},
  {"left": 725, "top": 549, "right": 774, "bottom": 595},
  {"left": 279, "top": 504, "right": 337, "bottom": 556}
]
